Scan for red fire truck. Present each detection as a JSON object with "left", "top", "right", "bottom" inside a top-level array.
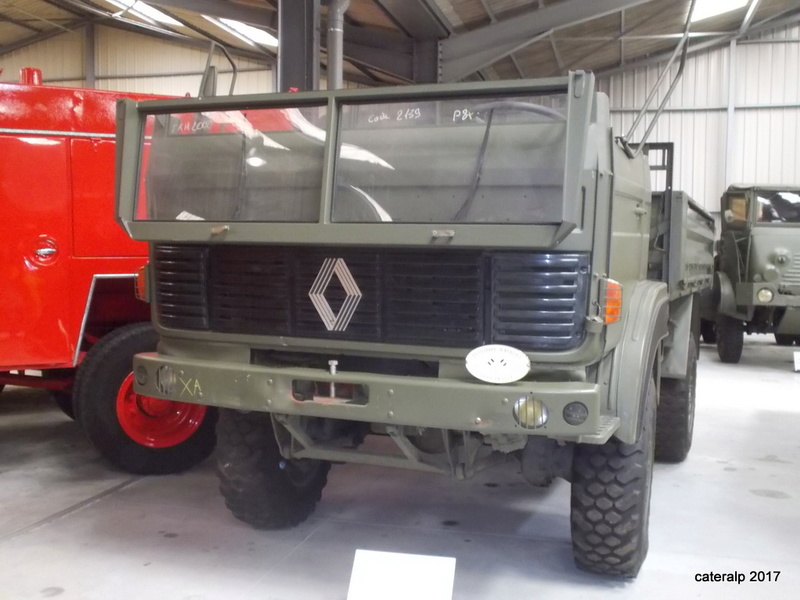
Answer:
[{"left": 0, "top": 68, "right": 216, "bottom": 474}]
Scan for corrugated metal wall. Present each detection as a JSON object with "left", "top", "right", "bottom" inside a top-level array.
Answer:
[
  {"left": 0, "top": 29, "right": 84, "bottom": 85},
  {"left": 95, "top": 27, "right": 273, "bottom": 95},
  {"left": 0, "top": 26, "right": 274, "bottom": 95},
  {"left": 599, "top": 25, "right": 800, "bottom": 212}
]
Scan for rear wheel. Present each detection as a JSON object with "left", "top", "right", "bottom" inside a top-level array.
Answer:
[
  {"left": 774, "top": 334, "right": 794, "bottom": 346},
  {"left": 700, "top": 319, "right": 717, "bottom": 344},
  {"left": 570, "top": 376, "right": 656, "bottom": 577},
  {"left": 716, "top": 315, "right": 743, "bottom": 363},
  {"left": 656, "top": 339, "right": 696, "bottom": 463},
  {"left": 216, "top": 409, "right": 330, "bottom": 529},
  {"left": 74, "top": 323, "right": 217, "bottom": 474}
]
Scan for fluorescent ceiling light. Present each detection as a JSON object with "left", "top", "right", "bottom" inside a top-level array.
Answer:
[
  {"left": 203, "top": 16, "right": 278, "bottom": 48},
  {"left": 108, "top": 1, "right": 182, "bottom": 27},
  {"left": 691, "top": 0, "right": 749, "bottom": 23}
]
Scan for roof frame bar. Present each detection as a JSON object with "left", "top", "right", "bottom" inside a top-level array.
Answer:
[{"left": 438, "top": 0, "right": 654, "bottom": 82}]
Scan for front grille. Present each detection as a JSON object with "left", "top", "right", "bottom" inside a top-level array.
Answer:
[
  {"left": 152, "top": 245, "right": 590, "bottom": 351},
  {"left": 782, "top": 252, "right": 800, "bottom": 285}
]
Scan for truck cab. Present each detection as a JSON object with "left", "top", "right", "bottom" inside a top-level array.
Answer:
[{"left": 714, "top": 184, "right": 800, "bottom": 362}]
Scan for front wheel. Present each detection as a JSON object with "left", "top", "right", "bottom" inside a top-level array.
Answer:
[
  {"left": 774, "top": 334, "right": 794, "bottom": 346},
  {"left": 570, "top": 376, "right": 656, "bottom": 577},
  {"left": 74, "top": 323, "right": 217, "bottom": 474},
  {"left": 700, "top": 319, "right": 717, "bottom": 344},
  {"left": 716, "top": 315, "right": 743, "bottom": 363},
  {"left": 216, "top": 409, "right": 330, "bottom": 529}
]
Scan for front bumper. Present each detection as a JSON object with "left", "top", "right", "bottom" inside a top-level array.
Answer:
[
  {"left": 737, "top": 282, "right": 800, "bottom": 308},
  {"left": 132, "top": 353, "right": 618, "bottom": 443}
]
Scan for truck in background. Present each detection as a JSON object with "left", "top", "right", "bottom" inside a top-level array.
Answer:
[
  {"left": 0, "top": 68, "right": 216, "bottom": 474},
  {"left": 114, "top": 71, "right": 714, "bottom": 576},
  {"left": 708, "top": 184, "right": 800, "bottom": 363}
]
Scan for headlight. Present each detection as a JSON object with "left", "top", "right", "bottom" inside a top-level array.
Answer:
[
  {"left": 513, "top": 395, "right": 548, "bottom": 429},
  {"left": 757, "top": 288, "right": 774, "bottom": 304}
]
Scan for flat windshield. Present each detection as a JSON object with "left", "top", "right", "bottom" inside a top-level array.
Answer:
[
  {"left": 136, "top": 105, "right": 326, "bottom": 222},
  {"left": 756, "top": 190, "right": 800, "bottom": 224},
  {"left": 332, "top": 94, "right": 568, "bottom": 224}
]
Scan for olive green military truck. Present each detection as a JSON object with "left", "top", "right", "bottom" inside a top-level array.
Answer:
[
  {"left": 115, "top": 72, "right": 713, "bottom": 577},
  {"left": 709, "top": 184, "right": 800, "bottom": 363}
]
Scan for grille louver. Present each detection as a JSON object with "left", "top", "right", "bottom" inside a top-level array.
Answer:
[
  {"left": 491, "top": 254, "right": 589, "bottom": 349},
  {"left": 153, "top": 245, "right": 209, "bottom": 329},
  {"left": 152, "top": 245, "right": 589, "bottom": 351}
]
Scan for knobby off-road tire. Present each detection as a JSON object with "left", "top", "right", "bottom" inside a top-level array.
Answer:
[
  {"left": 716, "top": 315, "right": 743, "bottom": 364},
  {"left": 774, "top": 334, "right": 794, "bottom": 346},
  {"left": 570, "top": 377, "right": 656, "bottom": 577},
  {"left": 216, "top": 409, "right": 330, "bottom": 529},
  {"left": 74, "top": 322, "right": 217, "bottom": 474},
  {"left": 656, "top": 339, "right": 696, "bottom": 463},
  {"left": 700, "top": 319, "right": 717, "bottom": 344}
]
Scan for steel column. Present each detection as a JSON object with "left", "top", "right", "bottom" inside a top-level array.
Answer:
[
  {"left": 84, "top": 22, "right": 95, "bottom": 88},
  {"left": 278, "top": 0, "right": 319, "bottom": 92}
]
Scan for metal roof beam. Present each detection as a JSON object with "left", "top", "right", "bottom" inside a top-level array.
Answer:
[
  {"left": 739, "top": 0, "right": 762, "bottom": 36},
  {"left": 343, "top": 40, "right": 413, "bottom": 81},
  {"left": 147, "top": 0, "right": 274, "bottom": 28},
  {"left": 41, "top": 0, "right": 273, "bottom": 63},
  {"left": 370, "top": 0, "right": 449, "bottom": 39},
  {"left": 0, "top": 11, "right": 44, "bottom": 32},
  {"left": 439, "top": 0, "right": 654, "bottom": 82},
  {"left": 598, "top": 7, "right": 800, "bottom": 77},
  {"left": 334, "top": 25, "right": 439, "bottom": 82},
  {"left": 0, "top": 19, "right": 85, "bottom": 57}
]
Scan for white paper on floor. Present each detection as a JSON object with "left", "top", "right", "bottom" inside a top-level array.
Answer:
[{"left": 347, "top": 549, "right": 456, "bottom": 600}]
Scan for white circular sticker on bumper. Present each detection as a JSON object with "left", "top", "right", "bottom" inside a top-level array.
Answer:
[{"left": 465, "top": 345, "right": 531, "bottom": 384}]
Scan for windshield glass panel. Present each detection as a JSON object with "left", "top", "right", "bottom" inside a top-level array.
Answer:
[
  {"left": 136, "top": 105, "right": 326, "bottom": 222},
  {"left": 756, "top": 190, "right": 800, "bottom": 224},
  {"left": 332, "top": 94, "right": 568, "bottom": 224}
]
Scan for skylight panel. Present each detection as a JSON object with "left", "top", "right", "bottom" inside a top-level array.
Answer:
[
  {"left": 202, "top": 16, "right": 278, "bottom": 48},
  {"left": 691, "top": 0, "right": 749, "bottom": 23},
  {"left": 108, "top": 1, "right": 182, "bottom": 27}
]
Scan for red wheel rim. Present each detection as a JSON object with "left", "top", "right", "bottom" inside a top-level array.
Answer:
[{"left": 116, "top": 372, "right": 206, "bottom": 448}]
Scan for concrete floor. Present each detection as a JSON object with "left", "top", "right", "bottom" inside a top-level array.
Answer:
[{"left": 1, "top": 335, "right": 799, "bottom": 600}]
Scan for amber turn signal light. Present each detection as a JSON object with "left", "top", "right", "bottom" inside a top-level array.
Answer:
[
  {"left": 601, "top": 279, "right": 623, "bottom": 324},
  {"left": 135, "top": 264, "right": 148, "bottom": 302}
]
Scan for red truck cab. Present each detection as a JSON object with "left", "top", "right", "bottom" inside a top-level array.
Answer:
[{"left": 0, "top": 68, "right": 215, "bottom": 474}]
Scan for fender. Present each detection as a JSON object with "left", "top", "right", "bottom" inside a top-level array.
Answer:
[
  {"left": 73, "top": 274, "right": 141, "bottom": 365},
  {"left": 609, "top": 280, "right": 669, "bottom": 444},
  {"left": 714, "top": 270, "right": 739, "bottom": 317}
]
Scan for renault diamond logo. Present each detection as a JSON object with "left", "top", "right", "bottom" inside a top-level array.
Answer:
[{"left": 309, "top": 258, "right": 362, "bottom": 331}]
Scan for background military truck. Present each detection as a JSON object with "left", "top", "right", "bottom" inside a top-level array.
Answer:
[
  {"left": 116, "top": 71, "right": 713, "bottom": 577},
  {"left": 0, "top": 68, "right": 216, "bottom": 474},
  {"left": 709, "top": 184, "right": 800, "bottom": 363}
]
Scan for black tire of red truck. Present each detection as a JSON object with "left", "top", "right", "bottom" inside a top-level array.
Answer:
[
  {"left": 655, "top": 338, "right": 697, "bottom": 463},
  {"left": 570, "top": 375, "right": 656, "bottom": 577},
  {"left": 216, "top": 409, "right": 330, "bottom": 529},
  {"left": 73, "top": 322, "right": 217, "bottom": 475}
]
